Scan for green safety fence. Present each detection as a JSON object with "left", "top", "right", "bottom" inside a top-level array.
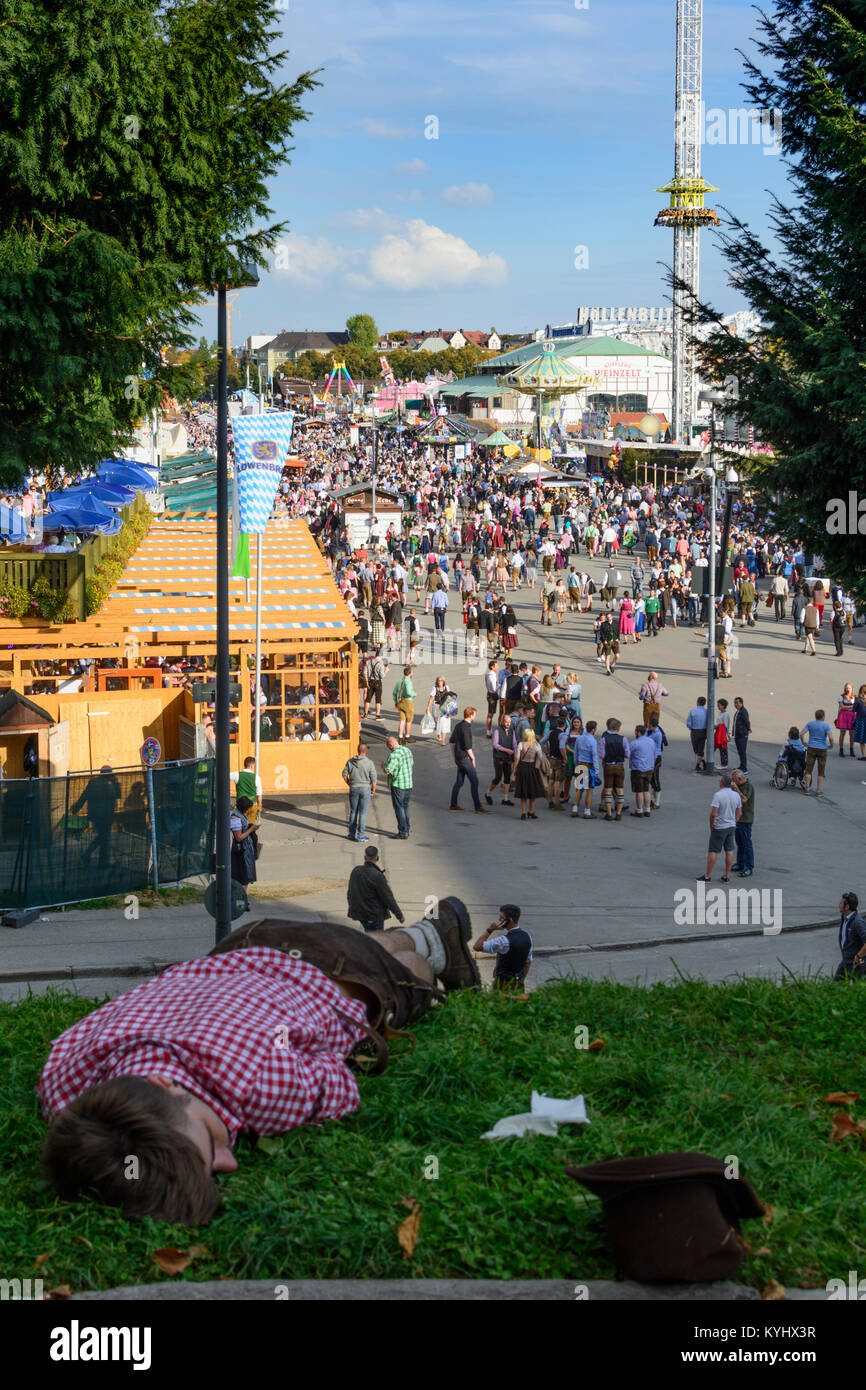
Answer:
[{"left": 0, "top": 759, "right": 214, "bottom": 910}]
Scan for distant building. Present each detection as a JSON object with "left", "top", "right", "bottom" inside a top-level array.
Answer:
[
  {"left": 443, "top": 336, "right": 673, "bottom": 434},
  {"left": 413, "top": 335, "right": 452, "bottom": 354},
  {"left": 253, "top": 330, "right": 350, "bottom": 382}
]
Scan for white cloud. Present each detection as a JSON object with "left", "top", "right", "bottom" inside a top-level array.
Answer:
[
  {"left": 272, "top": 235, "right": 361, "bottom": 286},
  {"left": 274, "top": 218, "right": 507, "bottom": 293},
  {"left": 441, "top": 182, "right": 494, "bottom": 207},
  {"left": 333, "top": 207, "right": 401, "bottom": 231},
  {"left": 396, "top": 157, "right": 429, "bottom": 174},
  {"left": 394, "top": 188, "right": 424, "bottom": 203},
  {"left": 368, "top": 219, "right": 507, "bottom": 290},
  {"left": 361, "top": 118, "right": 416, "bottom": 139}
]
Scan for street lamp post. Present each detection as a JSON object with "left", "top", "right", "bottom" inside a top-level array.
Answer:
[
  {"left": 213, "top": 262, "right": 259, "bottom": 943},
  {"left": 698, "top": 388, "right": 738, "bottom": 776},
  {"left": 214, "top": 283, "right": 232, "bottom": 939},
  {"left": 371, "top": 408, "right": 378, "bottom": 533},
  {"left": 706, "top": 442, "right": 718, "bottom": 774}
]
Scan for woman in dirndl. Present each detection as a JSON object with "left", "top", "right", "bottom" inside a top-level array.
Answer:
[
  {"left": 562, "top": 715, "right": 582, "bottom": 805},
  {"left": 501, "top": 605, "right": 519, "bottom": 653},
  {"left": 837, "top": 682, "right": 857, "bottom": 756},
  {"left": 426, "top": 676, "right": 455, "bottom": 745},
  {"left": 554, "top": 580, "right": 568, "bottom": 624},
  {"left": 618, "top": 595, "right": 636, "bottom": 643},
  {"left": 633, "top": 596, "right": 646, "bottom": 641},
  {"left": 369, "top": 601, "right": 386, "bottom": 649},
  {"left": 514, "top": 730, "right": 547, "bottom": 820}
]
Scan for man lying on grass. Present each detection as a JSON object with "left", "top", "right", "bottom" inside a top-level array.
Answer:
[{"left": 38, "top": 906, "right": 479, "bottom": 1225}]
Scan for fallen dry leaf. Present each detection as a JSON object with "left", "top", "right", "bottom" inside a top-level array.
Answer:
[
  {"left": 762, "top": 1203, "right": 774, "bottom": 1223},
  {"left": 504, "top": 993, "right": 530, "bottom": 1003},
  {"left": 71, "top": 1234, "right": 93, "bottom": 1250},
  {"left": 762, "top": 1280, "right": 786, "bottom": 1301},
  {"left": 47, "top": 1285, "right": 72, "bottom": 1300},
  {"left": 397, "top": 1200, "right": 422, "bottom": 1259},
  {"left": 588, "top": 1038, "right": 606, "bottom": 1052},
  {"left": 187, "top": 1245, "right": 208, "bottom": 1259},
  {"left": 823, "top": 1092, "right": 859, "bottom": 1106},
  {"left": 829, "top": 1112, "right": 866, "bottom": 1142},
  {"left": 756, "top": 1247, "right": 772, "bottom": 1257},
  {"left": 33, "top": 1253, "right": 51, "bottom": 1269},
  {"left": 151, "top": 1247, "right": 192, "bottom": 1276}
]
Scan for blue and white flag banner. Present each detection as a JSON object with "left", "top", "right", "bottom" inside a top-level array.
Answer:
[{"left": 233, "top": 414, "right": 295, "bottom": 534}]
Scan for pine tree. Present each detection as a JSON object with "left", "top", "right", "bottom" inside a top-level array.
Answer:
[
  {"left": 0, "top": 0, "right": 320, "bottom": 485},
  {"left": 695, "top": 0, "right": 866, "bottom": 599}
]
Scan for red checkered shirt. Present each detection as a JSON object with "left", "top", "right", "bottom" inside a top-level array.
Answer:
[{"left": 37, "top": 948, "right": 370, "bottom": 1141}]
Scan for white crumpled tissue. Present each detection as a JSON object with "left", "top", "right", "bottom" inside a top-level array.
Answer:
[{"left": 481, "top": 1090, "right": 589, "bottom": 1140}]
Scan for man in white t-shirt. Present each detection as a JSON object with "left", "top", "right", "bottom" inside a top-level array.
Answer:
[{"left": 699, "top": 772, "right": 743, "bottom": 882}]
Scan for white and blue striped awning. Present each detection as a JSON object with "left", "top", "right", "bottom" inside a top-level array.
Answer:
[
  {"left": 128, "top": 621, "right": 345, "bottom": 632},
  {"left": 110, "top": 586, "right": 330, "bottom": 600},
  {"left": 131, "top": 603, "right": 337, "bottom": 614},
  {"left": 125, "top": 564, "right": 322, "bottom": 574}
]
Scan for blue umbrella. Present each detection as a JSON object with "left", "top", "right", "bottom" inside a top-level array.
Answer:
[
  {"left": 98, "top": 463, "right": 158, "bottom": 488},
  {"left": 45, "top": 494, "right": 119, "bottom": 529},
  {"left": 44, "top": 511, "right": 105, "bottom": 533},
  {"left": 48, "top": 481, "right": 134, "bottom": 507}
]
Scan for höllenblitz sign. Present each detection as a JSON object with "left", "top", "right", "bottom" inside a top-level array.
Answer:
[{"left": 577, "top": 307, "right": 673, "bottom": 327}]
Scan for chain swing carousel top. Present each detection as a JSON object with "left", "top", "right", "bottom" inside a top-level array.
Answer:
[{"left": 504, "top": 339, "right": 598, "bottom": 482}]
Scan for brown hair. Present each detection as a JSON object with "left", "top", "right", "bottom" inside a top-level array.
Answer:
[{"left": 40, "top": 1076, "right": 221, "bottom": 1225}]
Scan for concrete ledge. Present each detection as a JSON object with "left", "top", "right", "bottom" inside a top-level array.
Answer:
[
  {"left": 0, "top": 918, "right": 837, "bottom": 986},
  {"left": 69, "top": 1278, "right": 768, "bottom": 1301}
]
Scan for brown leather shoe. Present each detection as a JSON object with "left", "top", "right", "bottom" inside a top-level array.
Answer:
[{"left": 430, "top": 897, "right": 480, "bottom": 989}]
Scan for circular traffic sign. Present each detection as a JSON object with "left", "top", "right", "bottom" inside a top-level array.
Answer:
[{"left": 140, "top": 737, "right": 161, "bottom": 767}]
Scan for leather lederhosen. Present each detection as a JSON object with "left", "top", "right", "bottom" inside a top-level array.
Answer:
[{"left": 209, "top": 919, "right": 442, "bottom": 1073}]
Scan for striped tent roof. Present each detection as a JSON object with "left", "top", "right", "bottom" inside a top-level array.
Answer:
[{"left": 75, "top": 518, "right": 358, "bottom": 645}]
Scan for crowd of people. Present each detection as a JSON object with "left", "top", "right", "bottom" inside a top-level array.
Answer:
[{"left": 168, "top": 406, "right": 866, "bottom": 905}]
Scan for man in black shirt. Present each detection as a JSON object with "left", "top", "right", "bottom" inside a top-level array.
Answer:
[{"left": 448, "top": 707, "right": 489, "bottom": 814}]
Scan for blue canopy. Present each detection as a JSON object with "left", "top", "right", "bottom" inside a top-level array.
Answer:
[
  {"left": 47, "top": 481, "right": 135, "bottom": 507},
  {"left": 44, "top": 505, "right": 122, "bottom": 535},
  {"left": 98, "top": 462, "right": 158, "bottom": 488},
  {"left": 99, "top": 467, "right": 158, "bottom": 489},
  {"left": 46, "top": 493, "right": 118, "bottom": 528}
]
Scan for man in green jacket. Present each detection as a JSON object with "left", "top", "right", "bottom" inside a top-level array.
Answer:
[
  {"left": 731, "top": 771, "right": 755, "bottom": 876},
  {"left": 394, "top": 664, "right": 417, "bottom": 744},
  {"left": 738, "top": 576, "right": 757, "bottom": 627}
]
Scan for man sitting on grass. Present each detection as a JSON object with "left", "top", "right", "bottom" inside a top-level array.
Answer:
[{"left": 37, "top": 905, "right": 479, "bottom": 1225}]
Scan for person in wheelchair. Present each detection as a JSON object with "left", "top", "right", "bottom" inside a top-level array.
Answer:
[{"left": 775, "top": 726, "right": 807, "bottom": 787}]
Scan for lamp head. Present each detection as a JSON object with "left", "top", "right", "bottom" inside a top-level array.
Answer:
[{"left": 698, "top": 389, "right": 729, "bottom": 408}]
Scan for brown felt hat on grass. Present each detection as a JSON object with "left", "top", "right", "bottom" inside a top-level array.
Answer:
[{"left": 566, "top": 1152, "right": 765, "bottom": 1283}]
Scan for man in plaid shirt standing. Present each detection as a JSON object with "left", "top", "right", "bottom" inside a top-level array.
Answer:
[
  {"left": 38, "top": 902, "right": 479, "bottom": 1225},
  {"left": 381, "top": 733, "right": 413, "bottom": 839}
]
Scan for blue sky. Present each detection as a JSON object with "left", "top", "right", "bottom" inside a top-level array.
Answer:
[{"left": 197, "top": 0, "right": 790, "bottom": 345}]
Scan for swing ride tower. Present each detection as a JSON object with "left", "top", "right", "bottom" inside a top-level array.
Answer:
[{"left": 654, "top": 0, "right": 719, "bottom": 443}]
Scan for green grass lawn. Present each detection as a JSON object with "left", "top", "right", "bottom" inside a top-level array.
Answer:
[{"left": 1, "top": 977, "right": 863, "bottom": 1291}]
